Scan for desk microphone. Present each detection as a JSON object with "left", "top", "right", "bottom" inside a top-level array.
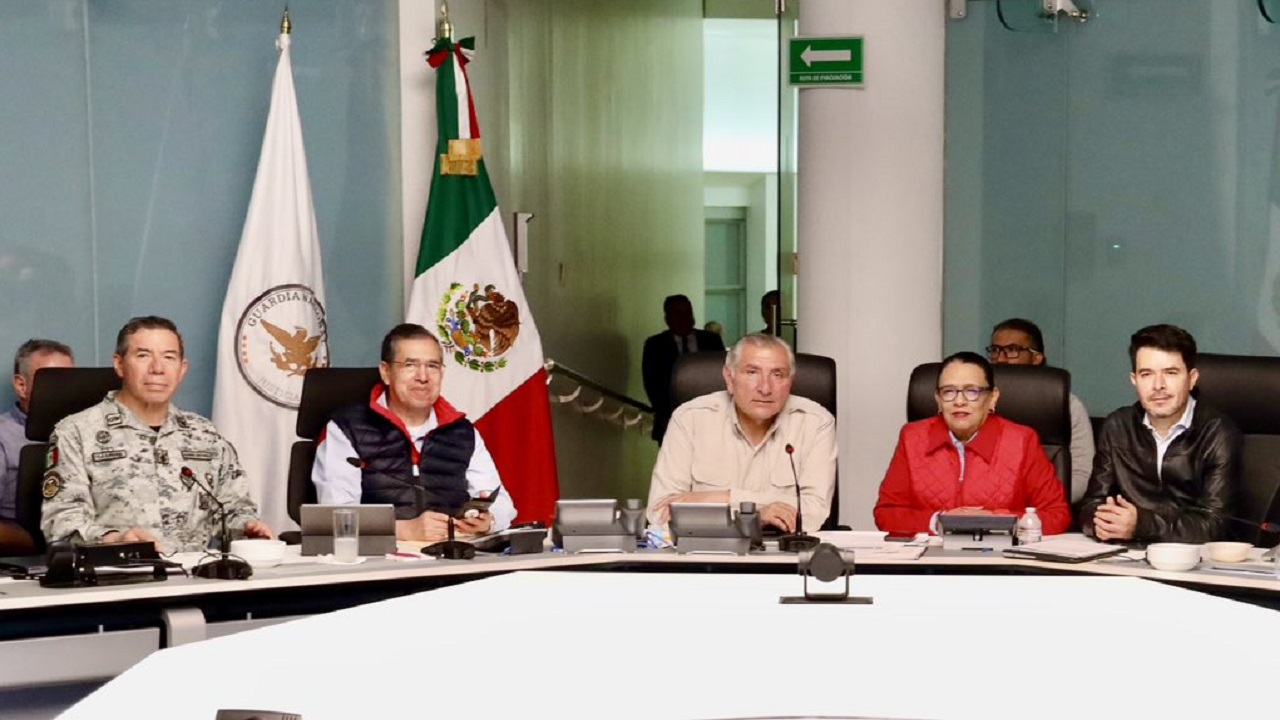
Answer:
[
  {"left": 184, "top": 467, "right": 253, "bottom": 580},
  {"left": 1226, "top": 516, "right": 1280, "bottom": 535},
  {"left": 421, "top": 514, "right": 476, "bottom": 560},
  {"left": 777, "top": 443, "right": 820, "bottom": 554}
]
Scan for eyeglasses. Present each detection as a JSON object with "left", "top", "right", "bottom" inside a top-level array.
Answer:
[
  {"left": 986, "top": 344, "right": 1041, "bottom": 360},
  {"left": 387, "top": 360, "right": 443, "bottom": 376},
  {"left": 937, "top": 386, "right": 991, "bottom": 402}
]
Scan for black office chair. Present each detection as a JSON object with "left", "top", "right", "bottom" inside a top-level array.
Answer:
[
  {"left": 906, "top": 363, "right": 1073, "bottom": 502},
  {"left": 669, "top": 350, "right": 844, "bottom": 530},
  {"left": 285, "top": 367, "right": 382, "bottom": 526},
  {"left": 1195, "top": 353, "right": 1280, "bottom": 547},
  {"left": 14, "top": 368, "right": 122, "bottom": 551}
]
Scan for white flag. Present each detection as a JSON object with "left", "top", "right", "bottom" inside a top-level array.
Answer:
[{"left": 213, "top": 30, "right": 328, "bottom": 533}]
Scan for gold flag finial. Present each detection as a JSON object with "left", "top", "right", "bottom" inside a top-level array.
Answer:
[
  {"left": 437, "top": 1, "right": 454, "bottom": 41},
  {"left": 280, "top": 7, "right": 292, "bottom": 35}
]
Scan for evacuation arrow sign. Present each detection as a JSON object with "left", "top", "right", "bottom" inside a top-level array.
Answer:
[{"left": 789, "top": 36, "right": 864, "bottom": 87}]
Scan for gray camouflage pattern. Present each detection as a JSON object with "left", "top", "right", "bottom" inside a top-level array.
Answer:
[{"left": 40, "top": 391, "right": 259, "bottom": 552}]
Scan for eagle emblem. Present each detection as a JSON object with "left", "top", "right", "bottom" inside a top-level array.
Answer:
[
  {"left": 437, "top": 282, "right": 521, "bottom": 372},
  {"left": 261, "top": 319, "right": 324, "bottom": 376},
  {"left": 235, "top": 283, "right": 329, "bottom": 408}
]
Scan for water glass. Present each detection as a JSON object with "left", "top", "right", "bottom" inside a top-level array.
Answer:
[{"left": 333, "top": 508, "right": 359, "bottom": 563}]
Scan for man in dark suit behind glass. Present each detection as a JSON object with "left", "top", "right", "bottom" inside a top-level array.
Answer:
[{"left": 642, "top": 294, "right": 725, "bottom": 443}]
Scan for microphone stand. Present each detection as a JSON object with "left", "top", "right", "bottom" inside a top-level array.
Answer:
[
  {"left": 184, "top": 467, "right": 253, "bottom": 580},
  {"left": 422, "top": 516, "right": 475, "bottom": 560},
  {"left": 777, "top": 443, "right": 820, "bottom": 553}
]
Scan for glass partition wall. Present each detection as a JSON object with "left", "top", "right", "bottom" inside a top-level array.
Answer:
[
  {"left": 945, "top": 0, "right": 1280, "bottom": 416},
  {"left": 471, "top": 0, "right": 794, "bottom": 499}
]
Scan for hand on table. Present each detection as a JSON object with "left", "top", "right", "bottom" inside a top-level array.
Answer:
[
  {"left": 243, "top": 519, "right": 274, "bottom": 539},
  {"left": 651, "top": 490, "right": 730, "bottom": 524},
  {"left": 101, "top": 527, "right": 159, "bottom": 545},
  {"left": 396, "top": 510, "right": 452, "bottom": 543},
  {"left": 1094, "top": 495, "right": 1137, "bottom": 541},
  {"left": 759, "top": 502, "right": 798, "bottom": 533}
]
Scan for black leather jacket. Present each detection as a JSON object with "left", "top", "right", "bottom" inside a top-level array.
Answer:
[{"left": 1079, "top": 401, "right": 1241, "bottom": 544}]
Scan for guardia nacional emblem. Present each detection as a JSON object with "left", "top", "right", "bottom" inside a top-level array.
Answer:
[
  {"left": 236, "top": 283, "right": 329, "bottom": 408},
  {"left": 437, "top": 282, "right": 521, "bottom": 372}
]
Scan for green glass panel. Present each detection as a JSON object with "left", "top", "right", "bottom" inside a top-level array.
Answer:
[
  {"left": 996, "top": 0, "right": 1059, "bottom": 34},
  {"left": 1261, "top": 0, "right": 1280, "bottom": 23}
]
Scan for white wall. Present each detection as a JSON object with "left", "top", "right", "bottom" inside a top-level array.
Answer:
[{"left": 797, "top": 0, "right": 945, "bottom": 529}]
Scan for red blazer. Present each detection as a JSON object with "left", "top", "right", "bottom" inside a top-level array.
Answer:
[{"left": 874, "top": 413, "right": 1071, "bottom": 537}]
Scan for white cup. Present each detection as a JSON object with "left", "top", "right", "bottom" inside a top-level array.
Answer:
[{"left": 333, "top": 508, "right": 359, "bottom": 563}]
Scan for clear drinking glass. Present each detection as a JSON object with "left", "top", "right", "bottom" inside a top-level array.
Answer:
[{"left": 333, "top": 508, "right": 359, "bottom": 563}]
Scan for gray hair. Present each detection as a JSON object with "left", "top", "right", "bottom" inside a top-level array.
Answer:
[
  {"left": 13, "top": 339, "right": 74, "bottom": 377},
  {"left": 725, "top": 333, "right": 796, "bottom": 375}
]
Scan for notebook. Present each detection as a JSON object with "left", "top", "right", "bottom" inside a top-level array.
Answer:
[{"left": 1001, "top": 538, "right": 1127, "bottom": 563}]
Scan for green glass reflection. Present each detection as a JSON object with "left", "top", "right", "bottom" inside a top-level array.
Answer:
[
  {"left": 996, "top": 0, "right": 1059, "bottom": 34},
  {"left": 1261, "top": 0, "right": 1280, "bottom": 23}
]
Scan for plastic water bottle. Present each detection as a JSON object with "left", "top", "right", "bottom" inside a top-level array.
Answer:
[{"left": 1016, "top": 507, "right": 1042, "bottom": 546}]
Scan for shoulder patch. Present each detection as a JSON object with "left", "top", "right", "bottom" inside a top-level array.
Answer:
[
  {"left": 42, "top": 472, "right": 63, "bottom": 499},
  {"left": 45, "top": 444, "right": 59, "bottom": 470}
]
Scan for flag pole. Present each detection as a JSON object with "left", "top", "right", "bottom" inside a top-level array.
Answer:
[{"left": 280, "top": 7, "right": 292, "bottom": 35}]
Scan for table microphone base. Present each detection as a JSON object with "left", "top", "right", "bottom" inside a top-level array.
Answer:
[
  {"left": 777, "top": 533, "right": 820, "bottom": 553},
  {"left": 192, "top": 555, "right": 253, "bottom": 580},
  {"left": 421, "top": 540, "right": 475, "bottom": 560}
]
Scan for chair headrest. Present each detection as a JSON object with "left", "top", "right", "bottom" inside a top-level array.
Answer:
[
  {"left": 26, "top": 368, "right": 123, "bottom": 441},
  {"left": 1196, "top": 353, "right": 1280, "bottom": 434},
  {"left": 295, "top": 367, "right": 383, "bottom": 439},
  {"left": 906, "top": 362, "right": 1071, "bottom": 445},
  {"left": 671, "top": 351, "right": 837, "bottom": 418}
]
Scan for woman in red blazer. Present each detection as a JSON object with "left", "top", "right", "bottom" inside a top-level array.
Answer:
[{"left": 874, "top": 351, "right": 1071, "bottom": 537}]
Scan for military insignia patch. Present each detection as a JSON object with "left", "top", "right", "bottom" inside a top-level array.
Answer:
[
  {"left": 45, "top": 445, "right": 58, "bottom": 470},
  {"left": 105, "top": 413, "right": 123, "bottom": 427},
  {"left": 42, "top": 472, "right": 62, "bottom": 499},
  {"left": 180, "top": 449, "right": 217, "bottom": 462},
  {"left": 176, "top": 415, "right": 189, "bottom": 429},
  {"left": 198, "top": 492, "right": 211, "bottom": 511},
  {"left": 91, "top": 449, "right": 128, "bottom": 463},
  {"left": 437, "top": 282, "right": 521, "bottom": 372},
  {"left": 95, "top": 430, "right": 111, "bottom": 445},
  {"left": 155, "top": 449, "right": 169, "bottom": 466}
]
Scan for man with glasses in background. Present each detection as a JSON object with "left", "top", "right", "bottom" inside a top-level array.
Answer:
[
  {"left": 987, "top": 318, "right": 1095, "bottom": 504},
  {"left": 312, "top": 323, "right": 515, "bottom": 542}
]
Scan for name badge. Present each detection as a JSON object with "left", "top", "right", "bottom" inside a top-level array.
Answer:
[
  {"left": 181, "top": 449, "right": 217, "bottom": 462},
  {"left": 91, "top": 449, "right": 128, "bottom": 463}
]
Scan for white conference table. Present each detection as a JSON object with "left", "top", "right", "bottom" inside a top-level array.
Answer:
[
  {"left": 56, "top": 570, "right": 1280, "bottom": 720},
  {"left": 3, "top": 534, "right": 1280, "bottom": 718}
]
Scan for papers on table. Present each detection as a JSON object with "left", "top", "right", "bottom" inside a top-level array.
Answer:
[
  {"left": 813, "top": 531, "right": 928, "bottom": 560},
  {"left": 1001, "top": 538, "right": 1127, "bottom": 563},
  {"left": 1206, "top": 561, "right": 1278, "bottom": 577}
]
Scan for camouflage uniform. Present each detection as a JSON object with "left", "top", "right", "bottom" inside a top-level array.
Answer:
[{"left": 40, "top": 391, "right": 259, "bottom": 552}]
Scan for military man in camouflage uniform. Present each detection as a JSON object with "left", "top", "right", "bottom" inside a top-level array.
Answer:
[{"left": 40, "top": 316, "right": 272, "bottom": 552}]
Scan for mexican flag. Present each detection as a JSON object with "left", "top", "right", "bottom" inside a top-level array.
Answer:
[{"left": 406, "top": 37, "right": 559, "bottom": 524}]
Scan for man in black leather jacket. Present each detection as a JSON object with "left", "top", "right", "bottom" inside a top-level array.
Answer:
[{"left": 1079, "top": 324, "right": 1241, "bottom": 544}]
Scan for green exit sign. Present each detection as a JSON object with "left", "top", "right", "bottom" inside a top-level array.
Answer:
[{"left": 789, "top": 36, "right": 864, "bottom": 87}]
